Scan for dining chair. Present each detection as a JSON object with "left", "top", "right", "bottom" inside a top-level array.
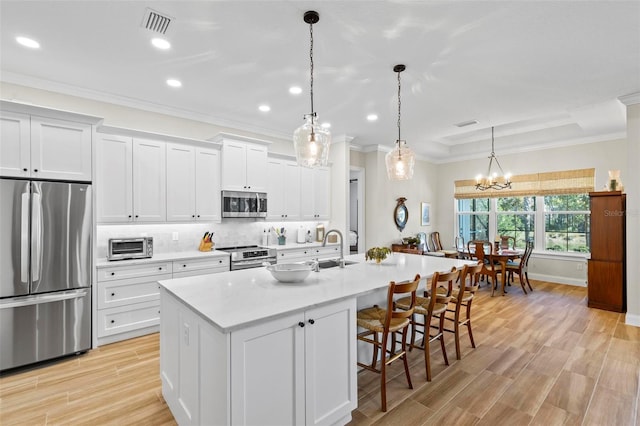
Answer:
[
  {"left": 356, "top": 274, "right": 420, "bottom": 412},
  {"left": 395, "top": 267, "right": 456, "bottom": 381},
  {"left": 506, "top": 240, "right": 534, "bottom": 292},
  {"left": 443, "top": 262, "right": 484, "bottom": 359},
  {"left": 454, "top": 236, "right": 467, "bottom": 258},
  {"left": 500, "top": 235, "right": 516, "bottom": 250},
  {"left": 430, "top": 231, "right": 459, "bottom": 258}
]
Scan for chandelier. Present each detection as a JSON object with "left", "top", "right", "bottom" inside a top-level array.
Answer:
[
  {"left": 385, "top": 64, "right": 415, "bottom": 180},
  {"left": 476, "top": 126, "right": 512, "bottom": 190},
  {"left": 293, "top": 10, "right": 331, "bottom": 168}
]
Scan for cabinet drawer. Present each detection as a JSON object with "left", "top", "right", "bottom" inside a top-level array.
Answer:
[
  {"left": 172, "top": 257, "right": 230, "bottom": 274},
  {"left": 311, "top": 245, "right": 340, "bottom": 259},
  {"left": 173, "top": 266, "right": 229, "bottom": 279},
  {"left": 97, "top": 279, "right": 164, "bottom": 310},
  {"left": 277, "top": 248, "right": 313, "bottom": 263},
  {"left": 97, "top": 262, "right": 173, "bottom": 282},
  {"left": 97, "top": 300, "right": 160, "bottom": 337}
]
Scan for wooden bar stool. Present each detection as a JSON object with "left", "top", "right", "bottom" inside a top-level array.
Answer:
[
  {"left": 396, "top": 267, "right": 457, "bottom": 381},
  {"left": 356, "top": 274, "right": 420, "bottom": 412},
  {"left": 443, "top": 262, "right": 484, "bottom": 360}
]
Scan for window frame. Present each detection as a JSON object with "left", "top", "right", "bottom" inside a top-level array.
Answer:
[{"left": 455, "top": 194, "right": 591, "bottom": 257}]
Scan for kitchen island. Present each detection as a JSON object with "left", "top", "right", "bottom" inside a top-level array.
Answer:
[{"left": 158, "top": 253, "right": 474, "bottom": 425}]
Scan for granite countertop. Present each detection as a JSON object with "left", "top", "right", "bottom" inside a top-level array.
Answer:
[
  {"left": 96, "top": 250, "right": 230, "bottom": 268},
  {"left": 159, "top": 253, "right": 475, "bottom": 333}
]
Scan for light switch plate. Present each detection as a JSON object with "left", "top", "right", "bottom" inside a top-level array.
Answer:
[{"left": 172, "top": 232, "right": 179, "bottom": 241}]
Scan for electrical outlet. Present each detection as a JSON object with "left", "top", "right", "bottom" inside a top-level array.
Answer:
[
  {"left": 577, "top": 263, "right": 584, "bottom": 271},
  {"left": 172, "top": 232, "right": 179, "bottom": 241}
]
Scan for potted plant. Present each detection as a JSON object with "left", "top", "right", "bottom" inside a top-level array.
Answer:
[
  {"left": 402, "top": 236, "right": 419, "bottom": 246},
  {"left": 365, "top": 246, "right": 392, "bottom": 264}
]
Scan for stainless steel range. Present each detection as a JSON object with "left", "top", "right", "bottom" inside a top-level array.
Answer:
[{"left": 217, "top": 245, "right": 277, "bottom": 270}]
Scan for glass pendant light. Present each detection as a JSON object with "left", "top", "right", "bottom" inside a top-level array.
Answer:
[
  {"left": 475, "top": 126, "right": 512, "bottom": 190},
  {"left": 293, "top": 11, "right": 331, "bottom": 168},
  {"left": 386, "top": 64, "right": 415, "bottom": 180}
]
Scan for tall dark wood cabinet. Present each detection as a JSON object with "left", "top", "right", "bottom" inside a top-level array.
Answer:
[{"left": 587, "top": 191, "right": 626, "bottom": 312}]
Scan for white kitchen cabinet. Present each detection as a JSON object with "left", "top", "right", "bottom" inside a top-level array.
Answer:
[
  {"left": 166, "top": 144, "right": 221, "bottom": 222},
  {"left": 221, "top": 140, "right": 268, "bottom": 191},
  {"left": 96, "top": 261, "right": 172, "bottom": 345},
  {"left": 133, "top": 138, "right": 166, "bottom": 222},
  {"left": 0, "top": 111, "right": 92, "bottom": 181},
  {"left": 160, "top": 291, "right": 357, "bottom": 426},
  {"left": 276, "top": 244, "right": 341, "bottom": 264},
  {"left": 267, "top": 157, "right": 301, "bottom": 220},
  {"left": 97, "top": 135, "right": 166, "bottom": 223},
  {"left": 96, "top": 134, "right": 133, "bottom": 222},
  {"left": 172, "top": 256, "right": 230, "bottom": 278},
  {"left": 300, "top": 166, "right": 330, "bottom": 220}
]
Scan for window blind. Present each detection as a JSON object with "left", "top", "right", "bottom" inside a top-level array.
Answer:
[{"left": 454, "top": 168, "right": 595, "bottom": 199}]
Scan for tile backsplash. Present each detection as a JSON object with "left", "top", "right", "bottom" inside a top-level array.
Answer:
[{"left": 96, "top": 220, "right": 329, "bottom": 258}]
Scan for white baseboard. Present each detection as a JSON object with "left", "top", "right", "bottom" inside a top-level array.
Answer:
[
  {"left": 625, "top": 313, "right": 640, "bottom": 327},
  {"left": 529, "top": 273, "right": 587, "bottom": 287}
]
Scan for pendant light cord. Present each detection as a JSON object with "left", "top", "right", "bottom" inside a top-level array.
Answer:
[
  {"left": 396, "top": 69, "right": 402, "bottom": 158},
  {"left": 309, "top": 20, "right": 315, "bottom": 121}
]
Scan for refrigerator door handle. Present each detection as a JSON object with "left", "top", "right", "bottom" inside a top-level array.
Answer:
[
  {"left": 0, "top": 289, "right": 89, "bottom": 309},
  {"left": 31, "top": 192, "right": 42, "bottom": 283},
  {"left": 21, "top": 192, "right": 30, "bottom": 284}
]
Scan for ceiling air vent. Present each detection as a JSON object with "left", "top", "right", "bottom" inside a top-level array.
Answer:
[
  {"left": 455, "top": 119, "right": 479, "bottom": 128},
  {"left": 141, "top": 8, "right": 172, "bottom": 34}
]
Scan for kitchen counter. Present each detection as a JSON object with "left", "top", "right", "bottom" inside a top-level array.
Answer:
[
  {"left": 158, "top": 252, "right": 474, "bottom": 333},
  {"left": 95, "top": 249, "right": 230, "bottom": 268},
  {"left": 159, "top": 252, "right": 475, "bottom": 425}
]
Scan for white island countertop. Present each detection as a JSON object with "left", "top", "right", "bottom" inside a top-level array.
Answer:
[{"left": 158, "top": 253, "right": 475, "bottom": 333}]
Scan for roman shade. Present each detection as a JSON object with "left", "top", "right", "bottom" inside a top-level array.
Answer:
[{"left": 454, "top": 168, "right": 595, "bottom": 199}]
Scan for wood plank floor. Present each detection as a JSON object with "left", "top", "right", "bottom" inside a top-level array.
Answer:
[{"left": 1, "top": 280, "right": 639, "bottom": 425}]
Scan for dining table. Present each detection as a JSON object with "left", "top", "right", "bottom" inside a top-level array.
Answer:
[
  {"left": 490, "top": 249, "right": 524, "bottom": 296},
  {"left": 459, "top": 246, "right": 524, "bottom": 296}
]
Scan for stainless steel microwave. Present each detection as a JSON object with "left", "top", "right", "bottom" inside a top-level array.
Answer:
[
  {"left": 222, "top": 191, "right": 267, "bottom": 218},
  {"left": 108, "top": 237, "right": 153, "bottom": 260}
]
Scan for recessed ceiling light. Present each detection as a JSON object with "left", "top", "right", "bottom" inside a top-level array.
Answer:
[
  {"left": 321, "top": 122, "right": 331, "bottom": 129},
  {"left": 16, "top": 36, "right": 40, "bottom": 49},
  {"left": 151, "top": 38, "right": 171, "bottom": 50},
  {"left": 166, "top": 79, "right": 182, "bottom": 87},
  {"left": 258, "top": 105, "right": 271, "bottom": 112},
  {"left": 367, "top": 114, "right": 378, "bottom": 122},
  {"left": 289, "top": 86, "right": 302, "bottom": 95},
  {"left": 455, "top": 119, "right": 479, "bottom": 128}
]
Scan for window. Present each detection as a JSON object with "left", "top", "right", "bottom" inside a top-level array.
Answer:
[
  {"left": 457, "top": 198, "right": 489, "bottom": 243},
  {"left": 544, "top": 194, "right": 590, "bottom": 253},
  {"left": 496, "top": 197, "right": 535, "bottom": 249}
]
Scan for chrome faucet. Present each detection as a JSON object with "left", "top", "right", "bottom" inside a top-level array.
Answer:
[{"left": 322, "top": 229, "right": 345, "bottom": 268}]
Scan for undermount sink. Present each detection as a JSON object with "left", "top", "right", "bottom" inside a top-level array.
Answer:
[{"left": 317, "top": 259, "right": 358, "bottom": 269}]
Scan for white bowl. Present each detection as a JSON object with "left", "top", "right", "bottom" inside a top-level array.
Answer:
[{"left": 265, "top": 262, "right": 315, "bottom": 283}]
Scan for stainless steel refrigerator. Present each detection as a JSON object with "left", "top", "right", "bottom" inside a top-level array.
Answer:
[{"left": 0, "top": 178, "right": 92, "bottom": 371}]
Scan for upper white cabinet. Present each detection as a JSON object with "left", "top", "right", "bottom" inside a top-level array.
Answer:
[
  {"left": 300, "top": 166, "right": 330, "bottom": 220},
  {"left": 96, "top": 134, "right": 133, "bottom": 222},
  {"left": 267, "top": 157, "right": 301, "bottom": 220},
  {"left": 166, "top": 143, "right": 221, "bottom": 222},
  {"left": 132, "top": 138, "right": 166, "bottom": 222},
  {"left": 212, "top": 134, "right": 269, "bottom": 192},
  {"left": 1, "top": 109, "right": 93, "bottom": 181},
  {"left": 96, "top": 135, "right": 166, "bottom": 223}
]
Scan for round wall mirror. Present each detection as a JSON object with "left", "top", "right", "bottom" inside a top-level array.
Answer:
[{"left": 394, "top": 197, "right": 408, "bottom": 231}]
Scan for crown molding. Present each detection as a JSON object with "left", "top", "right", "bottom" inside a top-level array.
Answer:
[{"left": 619, "top": 92, "right": 640, "bottom": 106}]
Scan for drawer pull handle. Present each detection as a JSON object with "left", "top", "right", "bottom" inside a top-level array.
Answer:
[
  {"left": 111, "top": 272, "right": 115, "bottom": 276},
  {"left": 111, "top": 292, "right": 115, "bottom": 297},
  {"left": 23, "top": 168, "right": 28, "bottom": 172},
  {"left": 308, "top": 319, "right": 315, "bottom": 325},
  {"left": 159, "top": 267, "right": 162, "bottom": 271},
  {"left": 298, "top": 322, "right": 305, "bottom": 328},
  {"left": 183, "top": 264, "right": 187, "bottom": 268},
  {"left": 111, "top": 320, "right": 115, "bottom": 324}
]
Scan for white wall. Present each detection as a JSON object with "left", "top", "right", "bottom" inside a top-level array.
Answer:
[{"left": 362, "top": 149, "right": 439, "bottom": 248}]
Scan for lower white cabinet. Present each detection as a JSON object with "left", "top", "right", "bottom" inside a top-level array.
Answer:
[
  {"left": 97, "top": 256, "right": 230, "bottom": 345},
  {"left": 160, "top": 292, "right": 357, "bottom": 426},
  {"left": 277, "top": 244, "right": 341, "bottom": 263},
  {"left": 172, "top": 257, "right": 230, "bottom": 278}
]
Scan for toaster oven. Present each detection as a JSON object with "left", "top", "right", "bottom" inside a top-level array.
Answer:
[{"left": 108, "top": 237, "right": 153, "bottom": 260}]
